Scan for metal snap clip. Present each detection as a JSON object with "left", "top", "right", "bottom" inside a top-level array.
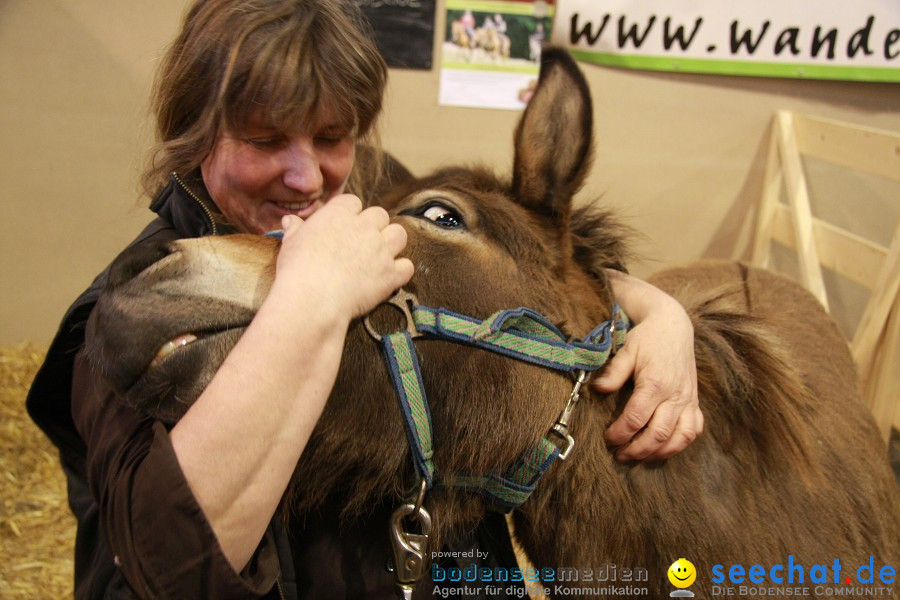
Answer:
[{"left": 389, "top": 480, "right": 432, "bottom": 600}]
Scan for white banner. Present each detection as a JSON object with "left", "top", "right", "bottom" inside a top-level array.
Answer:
[{"left": 551, "top": 0, "right": 900, "bottom": 82}]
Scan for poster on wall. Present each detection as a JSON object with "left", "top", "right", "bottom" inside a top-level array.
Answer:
[
  {"left": 357, "top": 0, "right": 436, "bottom": 69},
  {"left": 551, "top": 0, "right": 900, "bottom": 82},
  {"left": 439, "top": 0, "right": 554, "bottom": 110}
]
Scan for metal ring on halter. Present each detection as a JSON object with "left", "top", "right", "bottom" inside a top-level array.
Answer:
[
  {"left": 364, "top": 289, "right": 423, "bottom": 342},
  {"left": 410, "top": 477, "right": 427, "bottom": 519}
]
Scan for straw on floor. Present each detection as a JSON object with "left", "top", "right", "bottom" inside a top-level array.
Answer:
[{"left": 1, "top": 343, "right": 75, "bottom": 599}]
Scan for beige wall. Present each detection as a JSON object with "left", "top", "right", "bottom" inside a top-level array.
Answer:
[{"left": 2, "top": 1, "right": 898, "bottom": 345}]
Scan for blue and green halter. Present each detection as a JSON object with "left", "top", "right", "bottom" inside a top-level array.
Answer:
[
  {"left": 366, "top": 289, "right": 630, "bottom": 511},
  {"left": 265, "top": 228, "right": 629, "bottom": 509}
]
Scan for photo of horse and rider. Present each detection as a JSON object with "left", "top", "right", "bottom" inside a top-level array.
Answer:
[{"left": 445, "top": 6, "right": 548, "bottom": 65}]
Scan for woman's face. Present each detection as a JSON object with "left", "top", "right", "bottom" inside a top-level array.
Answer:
[{"left": 201, "top": 108, "right": 356, "bottom": 234}]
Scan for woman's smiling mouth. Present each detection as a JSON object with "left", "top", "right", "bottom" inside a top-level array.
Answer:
[{"left": 275, "top": 199, "right": 314, "bottom": 211}]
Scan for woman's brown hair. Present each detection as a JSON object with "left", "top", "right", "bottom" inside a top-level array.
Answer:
[{"left": 142, "top": 0, "right": 388, "bottom": 201}]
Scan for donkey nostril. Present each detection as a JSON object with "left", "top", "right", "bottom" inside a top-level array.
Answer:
[{"left": 105, "top": 240, "right": 177, "bottom": 289}]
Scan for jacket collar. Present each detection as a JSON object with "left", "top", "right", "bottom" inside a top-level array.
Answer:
[{"left": 150, "top": 170, "right": 237, "bottom": 237}]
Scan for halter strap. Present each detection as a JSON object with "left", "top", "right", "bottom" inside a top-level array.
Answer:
[
  {"left": 411, "top": 305, "right": 627, "bottom": 372},
  {"left": 372, "top": 294, "right": 629, "bottom": 510},
  {"left": 382, "top": 331, "right": 436, "bottom": 488}
]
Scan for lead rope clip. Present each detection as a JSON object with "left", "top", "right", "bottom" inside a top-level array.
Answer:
[
  {"left": 550, "top": 369, "right": 588, "bottom": 460},
  {"left": 389, "top": 479, "right": 432, "bottom": 600}
]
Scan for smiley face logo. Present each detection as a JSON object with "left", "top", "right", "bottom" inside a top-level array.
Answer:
[{"left": 667, "top": 558, "right": 697, "bottom": 588}]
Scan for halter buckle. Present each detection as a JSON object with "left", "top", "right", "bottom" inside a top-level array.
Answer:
[{"left": 364, "top": 289, "right": 423, "bottom": 342}]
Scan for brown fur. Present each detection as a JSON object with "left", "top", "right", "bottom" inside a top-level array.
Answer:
[{"left": 87, "top": 49, "right": 899, "bottom": 598}]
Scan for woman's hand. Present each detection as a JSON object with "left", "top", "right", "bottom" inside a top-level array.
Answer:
[
  {"left": 592, "top": 271, "right": 703, "bottom": 462},
  {"left": 277, "top": 194, "right": 414, "bottom": 320}
]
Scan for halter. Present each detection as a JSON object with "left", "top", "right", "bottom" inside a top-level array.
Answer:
[{"left": 365, "top": 289, "right": 629, "bottom": 599}]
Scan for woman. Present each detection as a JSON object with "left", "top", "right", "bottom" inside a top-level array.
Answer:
[{"left": 27, "top": 1, "right": 701, "bottom": 598}]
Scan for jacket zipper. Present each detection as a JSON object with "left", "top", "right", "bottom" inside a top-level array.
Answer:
[
  {"left": 275, "top": 576, "right": 287, "bottom": 600},
  {"left": 171, "top": 171, "right": 218, "bottom": 235}
]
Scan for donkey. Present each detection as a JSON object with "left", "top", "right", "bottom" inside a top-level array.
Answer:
[{"left": 87, "top": 49, "right": 900, "bottom": 598}]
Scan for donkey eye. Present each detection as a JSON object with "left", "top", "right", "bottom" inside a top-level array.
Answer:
[{"left": 420, "top": 203, "right": 464, "bottom": 229}]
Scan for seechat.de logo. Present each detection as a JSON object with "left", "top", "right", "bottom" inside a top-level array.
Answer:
[
  {"left": 668, "top": 558, "right": 697, "bottom": 598},
  {"left": 710, "top": 555, "right": 896, "bottom": 597}
]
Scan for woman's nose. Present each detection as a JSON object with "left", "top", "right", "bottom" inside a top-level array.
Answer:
[{"left": 281, "top": 137, "right": 323, "bottom": 194}]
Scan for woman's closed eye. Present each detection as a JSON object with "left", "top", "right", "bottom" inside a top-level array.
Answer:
[
  {"left": 314, "top": 131, "right": 351, "bottom": 148},
  {"left": 244, "top": 136, "right": 287, "bottom": 150}
]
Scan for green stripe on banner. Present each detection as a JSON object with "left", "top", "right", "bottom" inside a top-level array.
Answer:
[
  {"left": 568, "top": 49, "right": 900, "bottom": 83},
  {"left": 440, "top": 61, "right": 541, "bottom": 74},
  {"left": 445, "top": 0, "right": 555, "bottom": 17}
]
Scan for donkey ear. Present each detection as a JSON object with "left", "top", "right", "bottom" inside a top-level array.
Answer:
[{"left": 511, "top": 48, "right": 593, "bottom": 225}]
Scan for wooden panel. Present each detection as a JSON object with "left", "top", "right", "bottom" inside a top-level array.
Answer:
[
  {"left": 862, "top": 299, "right": 900, "bottom": 442},
  {"left": 852, "top": 222, "right": 900, "bottom": 382},
  {"left": 750, "top": 128, "right": 783, "bottom": 269},
  {"left": 755, "top": 111, "right": 900, "bottom": 439},
  {"left": 775, "top": 111, "right": 829, "bottom": 309},
  {"left": 770, "top": 204, "right": 889, "bottom": 290},
  {"left": 794, "top": 113, "right": 900, "bottom": 183}
]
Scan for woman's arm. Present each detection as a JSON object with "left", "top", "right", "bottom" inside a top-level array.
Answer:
[
  {"left": 170, "top": 196, "right": 413, "bottom": 572},
  {"left": 593, "top": 269, "right": 704, "bottom": 462},
  {"left": 73, "top": 360, "right": 282, "bottom": 598}
]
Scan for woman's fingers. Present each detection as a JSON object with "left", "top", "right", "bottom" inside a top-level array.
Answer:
[
  {"left": 592, "top": 312, "right": 701, "bottom": 462},
  {"left": 610, "top": 389, "right": 703, "bottom": 462}
]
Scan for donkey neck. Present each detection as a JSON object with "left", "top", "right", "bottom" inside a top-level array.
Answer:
[{"left": 512, "top": 388, "right": 649, "bottom": 569}]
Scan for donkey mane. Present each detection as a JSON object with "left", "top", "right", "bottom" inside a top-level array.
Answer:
[
  {"left": 570, "top": 205, "right": 633, "bottom": 277},
  {"left": 679, "top": 283, "right": 817, "bottom": 472}
]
